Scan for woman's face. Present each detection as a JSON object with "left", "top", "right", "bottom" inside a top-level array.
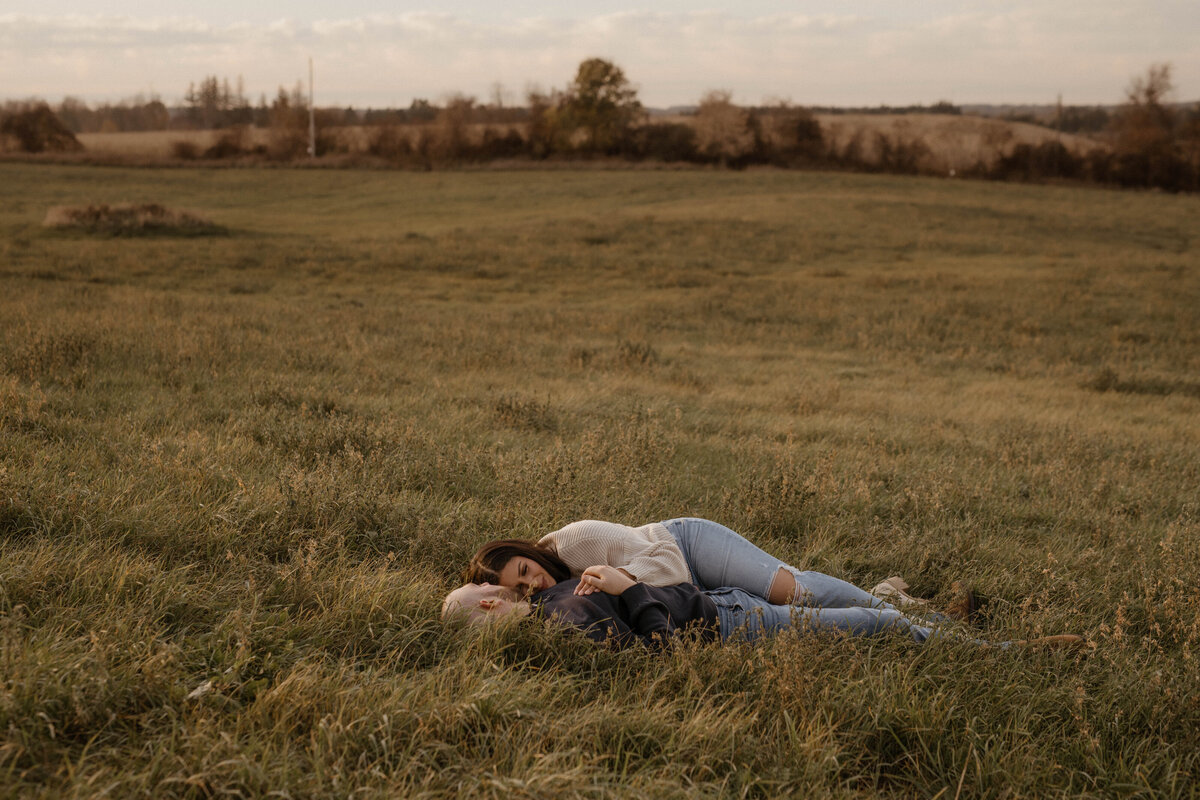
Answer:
[{"left": 498, "top": 556, "right": 556, "bottom": 596}]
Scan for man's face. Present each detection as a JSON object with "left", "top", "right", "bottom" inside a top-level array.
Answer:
[
  {"left": 442, "top": 582, "right": 529, "bottom": 624},
  {"left": 497, "top": 556, "right": 556, "bottom": 596}
]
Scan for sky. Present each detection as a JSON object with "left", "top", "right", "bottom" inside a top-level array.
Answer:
[{"left": 2, "top": 1, "right": 1197, "bottom": 109}]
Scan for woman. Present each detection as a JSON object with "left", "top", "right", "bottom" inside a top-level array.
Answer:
[{"left": 466, "top": 517, "right": 908, "bottom": 611}]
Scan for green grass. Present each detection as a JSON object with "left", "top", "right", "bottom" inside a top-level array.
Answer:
[{"left": 2, "top": 163, "right": 1199, "bottom": 798}]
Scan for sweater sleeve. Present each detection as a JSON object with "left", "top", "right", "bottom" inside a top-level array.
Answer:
[
  {"left": 621, "top": 537, "right": 691, "bottom": 586},
  {"left": 538, "top": 520, "right": 691, "bottom": 586}
]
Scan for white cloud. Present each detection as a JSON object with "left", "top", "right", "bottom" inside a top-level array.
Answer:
[{"left": 1, "top": 7, "right": 1196, "bottom": 107}]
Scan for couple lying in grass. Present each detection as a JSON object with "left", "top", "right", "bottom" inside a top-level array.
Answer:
[{"left": 442, "top": 518, "right": 1084, "bottom": 650}]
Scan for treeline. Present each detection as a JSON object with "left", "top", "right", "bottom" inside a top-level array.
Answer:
[
  {"left": 1002, "top": 64, "right": 1200, "bottom": 192},
  {"left": 55, "top": 95, "right": 170, "bottom": 133},
  {"left": 358, "top": 82, "right": 828, "bottom": 169},
  {"left": 4, "top": 77, "right": 534, "bottom": 136},
  {"left": 3, "top": 60, "right": 1199, "bottom": 191},
  {"left": 168, "top": 61, "right": 829, "bottom": 166},
  {"left": 352, "top": 62, "right": 1200, "bottom": 192},
  {"left": 810, "top": 101, "right": 963, "bottom": 116},
  {"left": 2, "top": 96, "right": 171, "bottom": 135},
  {"left": 1001, "top": 106, "right": 1113, "bottom": 134}
]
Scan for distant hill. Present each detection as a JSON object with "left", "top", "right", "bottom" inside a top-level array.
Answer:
[
  {"left": 815, "top": 113, "right": 1106, "bottom": 174},
  {"left": 962, "top": 103, "right": 1117, "bottom": 118}
]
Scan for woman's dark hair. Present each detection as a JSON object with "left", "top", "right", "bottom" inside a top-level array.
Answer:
[{"left": 465, "top": 539, "right": 571, "bottom": 585}]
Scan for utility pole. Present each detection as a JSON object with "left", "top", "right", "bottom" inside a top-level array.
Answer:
[
  {"left": 1054, "top": 92, "right": 1063, "bottom": 175},
  {"left": 308, "top": 57, "right": 316, "bottom": 158}
]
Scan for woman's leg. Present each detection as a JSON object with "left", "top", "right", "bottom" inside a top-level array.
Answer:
[
  {"left": 790, "top": 570, "right": 897, "bottom": 609},
  {"left": 663, "top": 517, "right": 794, "bottom": 600},
  {"left": 662, "top": 518, "right": 894, "bottom": 609},
  {"left": 706, "top": 588, "right": 949, "bottom": 644}
]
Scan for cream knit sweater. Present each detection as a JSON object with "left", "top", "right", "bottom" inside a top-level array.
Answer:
[{"left": 537, "top": 520, "right": 691, "bottom": 586}]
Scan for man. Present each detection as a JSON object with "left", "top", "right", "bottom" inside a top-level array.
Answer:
[
  {"left": 443, "top": 569, "right": 719, "bottom": 647},
  {"left": 442, "top": 565, "right": 1083, "bottom": 649}
]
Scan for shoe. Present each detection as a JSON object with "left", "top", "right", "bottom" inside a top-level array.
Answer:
[
  {"left": 1012, "top": 634, "right": 1086, "bottom": 650},
  {"left": 870, "top": 576, "right": 928, "bottom": 608},
  {"left": 942, "top": 581, "right": 978, "bottom": 623}
]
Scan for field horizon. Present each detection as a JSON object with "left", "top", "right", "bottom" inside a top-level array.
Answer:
[
  {"left": 63, "top": 112, "right": 1102, "bottom": 175},
  {"left": 2, "top": 163, "right": 1198, "bottom": 797}
]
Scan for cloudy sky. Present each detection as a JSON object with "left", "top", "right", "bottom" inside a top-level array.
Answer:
[{"left": 2, "top": 1, "right": 1196, "bottom": 109}]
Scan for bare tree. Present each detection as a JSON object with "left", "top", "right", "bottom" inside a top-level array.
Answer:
[
  {"left": 694, "top": 90, "right": 754, "bottom": 164},
  {"left": 489, "top": 82, "right": 507, "bottom": 109},
  {"left": 1111, "top": 63, "right": 1179, "bottom": 187},
  {"left": 430, "top": 94, "right": 477, "bottom": 161}
]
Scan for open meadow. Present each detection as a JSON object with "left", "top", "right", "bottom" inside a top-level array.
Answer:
[{"left": 1, "top": 163, "right": 1199, "bottom": 797}]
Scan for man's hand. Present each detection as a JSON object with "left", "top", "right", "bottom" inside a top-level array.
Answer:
[{"left": 576, "top": 565, "right": 636, "bottom": 596}]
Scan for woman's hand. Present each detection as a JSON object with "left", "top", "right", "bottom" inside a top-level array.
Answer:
[{"left": 576, "top": 565, "right": 636, "bottom": 596}]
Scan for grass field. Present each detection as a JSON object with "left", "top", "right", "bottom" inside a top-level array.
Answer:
[{"left": 1, "top": 163, "right": 1199, "bottom": 798}]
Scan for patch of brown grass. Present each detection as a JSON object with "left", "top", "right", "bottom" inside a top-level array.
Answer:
[
  {"left": 1082, "top": 367, "right": 1200, "bottom": 399},
  {"left": 42, "top": 203, "right": 223, "bottom": 236},
  {"left": 76, "top": 129, "right": 223, "bottom": 158}
]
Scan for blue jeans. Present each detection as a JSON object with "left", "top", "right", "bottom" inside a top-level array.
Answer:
[
  {"left": 707, "top": 587, "right": 943, "bottom": 644},
  {"left": 661, "top": 517, "right": 895, "bottom": 610}
]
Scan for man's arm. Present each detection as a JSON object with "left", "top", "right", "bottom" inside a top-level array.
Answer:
[
  {"left": 543, "top": 596, "right": 637, "bottom": 647},
  {"left": 578, "top": 565, "right": 683, "bottom": 647},
  {"left": 617, "top": 584, "right": 681, "bottom": 647}
]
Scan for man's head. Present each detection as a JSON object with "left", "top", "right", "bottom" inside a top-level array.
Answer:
[{"left": 441, "top": 582, "right": 531, "bottom": 625}]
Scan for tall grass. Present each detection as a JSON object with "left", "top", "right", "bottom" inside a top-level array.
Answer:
[{"left": 1, "top": 164, "right": 1198, "bottom": 797}]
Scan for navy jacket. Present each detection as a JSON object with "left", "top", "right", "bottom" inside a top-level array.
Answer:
[{"left": 531, "top": 578, "right": 719, "bottom": 648}]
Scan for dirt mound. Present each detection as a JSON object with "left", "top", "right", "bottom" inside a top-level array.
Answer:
[{"left": 43, "top": 203, "right": 222, "bottom": 236}]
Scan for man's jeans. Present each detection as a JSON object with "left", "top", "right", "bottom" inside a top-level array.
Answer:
[{"left": 706, "top": 587, "right": 940, "bottom": 643}]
